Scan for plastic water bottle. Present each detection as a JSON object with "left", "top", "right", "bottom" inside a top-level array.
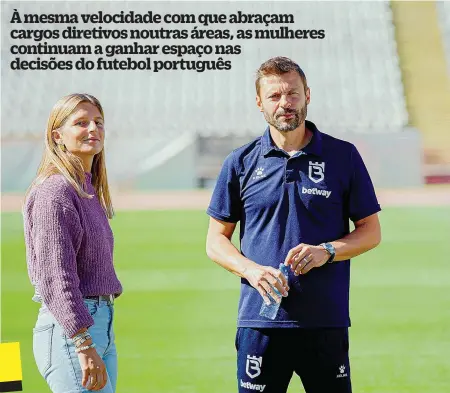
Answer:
[{"left": 259, "top": 263, "right": 290, "bottom": 320}]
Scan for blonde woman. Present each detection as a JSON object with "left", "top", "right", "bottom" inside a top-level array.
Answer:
[{"left": 23, "top": 94, "right": 122, "bottom": 393}]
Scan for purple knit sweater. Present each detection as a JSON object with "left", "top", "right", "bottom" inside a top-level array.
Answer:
[{"left": 23, "top": 173, "right": 122, "bottom": 337}]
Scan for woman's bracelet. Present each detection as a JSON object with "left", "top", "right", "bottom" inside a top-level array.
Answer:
[
  {"left": 75, "top": 342, "right": 96, "bottom": 353},
  {"left": 74, "top": 335, "right": 92, "bottom": 348},
  {"left": 72, "top": 331, "right": 90, "bottom": 342},
  {"left": 72, "top": 331, "right": 91, "bottom": 346}
]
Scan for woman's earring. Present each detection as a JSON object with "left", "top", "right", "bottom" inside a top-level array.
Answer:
[{"left": 59, "top": 143, "right": 66, "bottom": 152}]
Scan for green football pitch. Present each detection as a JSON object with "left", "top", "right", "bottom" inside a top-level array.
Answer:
[{"left": 2, "top": 207, "right": 450, "bottom": 393}]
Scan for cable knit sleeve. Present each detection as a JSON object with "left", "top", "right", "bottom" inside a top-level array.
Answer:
[{"left": 31, "top": 191, "right": 94, "bottom": 337}]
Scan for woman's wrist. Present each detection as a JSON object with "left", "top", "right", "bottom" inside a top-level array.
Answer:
[
  {"left": 72, "top": 330, "right": 93, "bottom": 349},
  {"left": 75, "top": 342, "right": 96, "bottom": 353},
  {"left": 75, "top": 337, "right": 93, "bottom": 348},
  {"left": 71, "top": 328, "right": 88, "bottom": 338}
]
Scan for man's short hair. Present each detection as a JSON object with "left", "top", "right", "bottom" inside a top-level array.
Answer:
[{"left": 255, "top": 57, "right": 308, "bottom": 95}]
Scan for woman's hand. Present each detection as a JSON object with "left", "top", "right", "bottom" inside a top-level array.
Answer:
[{"left": 77, "top": 344, "right": 108, "bottom": 391}]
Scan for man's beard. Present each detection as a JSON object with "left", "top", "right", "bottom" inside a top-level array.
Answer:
[{"left": 264, "top": 103, "right": 307, "bottom": 132}]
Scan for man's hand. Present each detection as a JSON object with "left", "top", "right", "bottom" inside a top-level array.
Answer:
[
  {"left": 244, "top": 265, "right": 289, "bottom": 305},
  {"left": 284, "top": 244, "right": 329, "bottom": 275}
]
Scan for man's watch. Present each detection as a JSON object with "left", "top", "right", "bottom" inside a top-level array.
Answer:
[{"left": 320, "top": 242, "right": 336, "bottom": 264}]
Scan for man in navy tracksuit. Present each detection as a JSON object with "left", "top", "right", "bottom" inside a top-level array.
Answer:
[{"left": 206, "top": 57, "right": 381, "bottom": 393}]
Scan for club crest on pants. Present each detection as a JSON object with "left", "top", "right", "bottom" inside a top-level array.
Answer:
[{"left": 246, "top": 355, "right": 262, "bottom": 378}]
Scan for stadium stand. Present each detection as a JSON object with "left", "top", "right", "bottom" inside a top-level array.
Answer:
[
  {"left": 2, "top": 1, "right": 408, "bottom": 136},
  {"left": 437, "top": 1, "right": 450, "bottom": 75},
  {"left": 391, "top": 1, "right": 450, "bottom": 185},
  {"left": 1, "top": 1, "right": 426, "bottom": 190}
]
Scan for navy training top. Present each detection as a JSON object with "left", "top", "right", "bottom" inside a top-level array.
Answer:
[{"left": 207, "top": 120, "right": 381, "bottom": 328}]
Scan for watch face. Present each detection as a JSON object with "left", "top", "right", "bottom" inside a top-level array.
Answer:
[
  {"left": 324, "top": 243, "right": 335, "bottom": 263},
  {"left": 327, "top": 243, "right": 335, "bottom": 255}
]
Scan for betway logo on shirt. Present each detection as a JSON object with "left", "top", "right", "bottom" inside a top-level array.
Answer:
[
  {"left": 302, "top": 186, "right": 332, "bottom": 198},
  {"left": 240, "top": 379, "right": 266, "bottom": 392}
]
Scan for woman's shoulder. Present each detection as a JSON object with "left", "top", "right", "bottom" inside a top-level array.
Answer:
[{"left": 26, "top": 174, "right": 80, "bottom": 211}]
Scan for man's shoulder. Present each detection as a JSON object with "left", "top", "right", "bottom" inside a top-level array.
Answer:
[
  {"left": 231, "top": 136, "right": 263, "bottom": 157},
  {"left": 225, "top": 136, "right": 263, "bottom": 169},
  {"left": 319, "top": 130, "right": 355, "bottom": 153}
]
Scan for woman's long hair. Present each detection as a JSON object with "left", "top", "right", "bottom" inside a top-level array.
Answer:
[{"left": 26, "top": 93, "right": 114, "bottom": 218}]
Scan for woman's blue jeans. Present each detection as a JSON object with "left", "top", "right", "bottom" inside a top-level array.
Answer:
[{"left": 33, "top": 298, "right": 117, "bottom": 393}]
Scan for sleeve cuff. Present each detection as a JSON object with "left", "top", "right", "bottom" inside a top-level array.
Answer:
[
  {"left": 206, "top": 207, "right": 240, "bottom": 223},
  {"left": 350, "top": 205, "right": 382, "bottom": 222},
  {"left": 61, "top": 309, "right": 95, "bottom": 338}
]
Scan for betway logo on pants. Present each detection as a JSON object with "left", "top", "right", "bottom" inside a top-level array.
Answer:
[
  {"left": 302, "top": 186, "right": 332, "bottom": 198},
  {"left": 240, "top": 379, "right": 266, "bottom": 392}
]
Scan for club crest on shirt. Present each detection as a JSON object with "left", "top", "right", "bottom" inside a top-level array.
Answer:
[{"left": 308, "top": 161, "right": 325, "bottom": 183}]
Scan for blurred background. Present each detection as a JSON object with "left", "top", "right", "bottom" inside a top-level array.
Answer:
[{"left": 1, "top": 1, "right": 449, "bottom": 392}]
